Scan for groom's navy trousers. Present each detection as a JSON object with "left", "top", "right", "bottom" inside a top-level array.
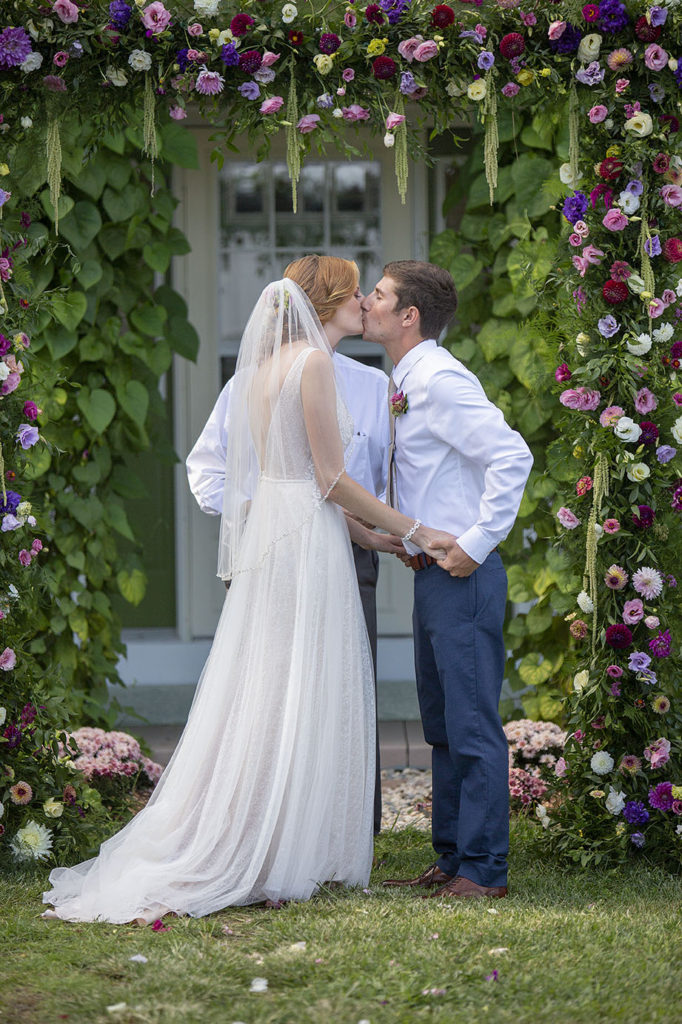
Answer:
[{"left": 413, "top": 551, "right": 509, "bottom": 888}]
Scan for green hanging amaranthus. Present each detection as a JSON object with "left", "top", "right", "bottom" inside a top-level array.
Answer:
[
  {"left": 568, "top": 82, "right": 580, "bottom": 190},
  {"left": 483, "top": 70, "right": 498, "bottom": 205},
  {"left": 393, "top": 92, "right": 408, "bottom": 205},
  {"left": 143, "top": 73, "right": 159, "bottom": 195},
  {"left": 582, "top": 451, "right": 609, "bottom": 658},
  {"left": 285, "top": 66, "right": 301, "bottom": 213},
  {"left": 46, "top": 117, "right": 62, "bottom": 234}
]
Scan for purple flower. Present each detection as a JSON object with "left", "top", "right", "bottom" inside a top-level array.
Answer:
[
  {"left": 563, "top": 191, "right": 589, "bottom": 225},
  {"left": 649, "top": 629, "right": 672, "bottom": 658},
  {"left": 649, "top": 781, "right": 673, "bottom": 811},
  {"left": 606, "top": 624, "right": 632, "bottom": 649},
  {"left": 399, "top": 71, "right": 418, "bottom": 95},
  {"left": 109, "top": 1, "right": 132, "bottom": 28},
  {"left": 576, "top": 62, "right": 605, "bottom": 86},
  {"left": 0, "top": 27, "right": 32, "bottom": 69},
  {"left": 639, "top": 421, "right": 659, "bottom": 445},
  {"left": 0, "top": 333, "right": 9, "bottom": 357},
  {"left": 43, "top": 76, "right": 67, "bottom": 92},
  {"left": 195, "top": 69, "right": 224, "bottom": 95},
  {"left": 657, "top": 445, "right": 677, "bottom": 463},
  {"left": 316, "top": 93, "right": 334, "bottom": 109},
  {"left": 220, "top": 43, "right": 240, "bottom": 68},
  {"left": 0, "top": 490, "right": 21, "bottom": 515},
  {"left": 319, "top": 32, "right": 341, "bottom": 54},
  {"left": 598, "top": 314, "right": 619, "bottom": 337},
  {"left": 477, "top": 51, "right": 495, "bottom": 71},
  {"left": 628, "top": 650, "right": 651, "bottom": 672},
  {"left": 501, "top": 82, "right": 520, "bottom": 98},
  {"left": 379, "top": 0, "right": 411, "bottom": 24},
  {"left": 599, "top": 0, "right": 629, "bottom": 34},
  {"left": 649, "top": 83, "right": 666, "bottom": 104},
  {"left": 3, "top": 723, "right": 22, "bottom": 749},
  {"left": 549, "top": 23, "right": 582, "bottom": 54},
  {"left": 672, "top": 486, "right": 682, "bottom": 511},
  {"left": 639, "top": 669, "right": 658, "bottom": 686},
  {"left": 238, "top": 81, "right": 260, "bottom": 100},
  {"left": 667, "top": 574, "right": 677, "bottom": 588},
  {"left": 623, "top": 800, "right": 649, "bottom": 824},
  {"left": 645, "top": 235, "right": 662, "bottom": 257},
  {"left": 632, "top": 505, "right": 655, "bottom": 529},
  {"left": 16, "top": 424, "right": 39, "bottom": 450},
  {"left": 630, "top": 832, "right": 645, "bottom": 848},
  {"left": 22, "top": 400, "right": 39, "bottom": 421},
  {"left": 650, "top": 6, "right": 667, "bottom": 27}
]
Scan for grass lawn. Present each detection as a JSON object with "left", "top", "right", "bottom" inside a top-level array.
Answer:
[{"left": 2, "top": 819, "right": 681, "bottom": 1024}]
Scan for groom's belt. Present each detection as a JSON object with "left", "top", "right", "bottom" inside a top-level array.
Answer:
[{"left": 409, "top": 553, "right": 436, "bottom": 571}]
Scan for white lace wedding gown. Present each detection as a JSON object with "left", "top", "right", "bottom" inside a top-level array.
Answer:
[{"left": 44, "top": 348, "right": 375, "bottom": 921}]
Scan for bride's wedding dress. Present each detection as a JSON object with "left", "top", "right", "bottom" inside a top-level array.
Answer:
[{"left": 44, "top": 340, "right": 375, "bottom": 922}]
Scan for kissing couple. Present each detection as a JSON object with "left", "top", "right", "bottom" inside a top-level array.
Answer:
[{"left": 43, "top": 256, "right": 532, "bottom": 923}]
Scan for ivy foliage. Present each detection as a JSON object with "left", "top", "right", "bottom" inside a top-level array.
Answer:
[
  {"left": 431, "top": 104, "right": 579, "bottom": 722},
  {"left": 16, "top": 116, "right": 199, "bottom": 724}
]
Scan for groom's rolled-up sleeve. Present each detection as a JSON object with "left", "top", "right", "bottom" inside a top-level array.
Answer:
[
  {"left": 427, "top": 369, "right": 533, "bottom": 564},
  {"left": 186, "top": 381, "right": 232, "bottom": 516}
]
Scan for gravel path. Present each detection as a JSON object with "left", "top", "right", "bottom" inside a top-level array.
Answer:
[{"left": 380, "top": 768, "right": 432, "bottom": 831}]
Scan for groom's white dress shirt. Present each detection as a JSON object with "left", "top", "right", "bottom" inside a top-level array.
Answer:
[
  {"left": 187, "top": 351, "right": 390, "bottom": 512},
  {"left": 391, "top": 339, "right": 533, "bottom": 563}
]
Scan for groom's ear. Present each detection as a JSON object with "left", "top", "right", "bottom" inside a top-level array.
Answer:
[{"left": 401, "top": 305, "right": 420, "bottom": 328}]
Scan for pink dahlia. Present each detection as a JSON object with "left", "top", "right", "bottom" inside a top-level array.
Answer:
[
  {"left": 9, "top": 781, "right": 33, "bottom": 804},
  {"left": 195, "top": 69, "right": 224, "bottom": 95},
  {"left": 604, "top": 565, "right": 628, "bottom": 590},
  {"left": 632, "top": 567, "right": 663, "bottom": 599}
]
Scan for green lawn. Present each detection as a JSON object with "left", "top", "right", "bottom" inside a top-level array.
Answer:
[{"left": 3, "top": 820, "right": 681, "bottom": 1024}]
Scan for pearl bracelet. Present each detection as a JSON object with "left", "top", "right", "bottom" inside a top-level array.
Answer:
[{"left": 402, "top": 518, "right": 421, "bottom": 544}]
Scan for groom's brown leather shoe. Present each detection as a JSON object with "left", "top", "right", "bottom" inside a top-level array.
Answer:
[
  {"left": 382, "top": 863, "right": 453, "bottom": 888},
  {"left": 423, "top": 875, "right": 507, "bottom": 900}
]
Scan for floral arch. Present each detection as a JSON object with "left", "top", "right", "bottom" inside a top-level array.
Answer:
[{"left": 1, "top": 0, "right": 681, "bottom": 870}]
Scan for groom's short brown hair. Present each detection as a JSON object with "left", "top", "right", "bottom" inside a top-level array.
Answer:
[{"left": 383, "top": 260, "right": 458, "bottom": 339}]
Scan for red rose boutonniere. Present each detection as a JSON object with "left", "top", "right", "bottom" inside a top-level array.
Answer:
[{"left": 390, "top": 390, "right": 408, "bottom": 416}]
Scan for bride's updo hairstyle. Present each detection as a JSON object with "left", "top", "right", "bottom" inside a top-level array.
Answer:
[{"left": 283, "top": 254, "right": 359, "bottom": 324}]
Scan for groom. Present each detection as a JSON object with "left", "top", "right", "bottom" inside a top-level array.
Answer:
[{"left": 362, "top": 261, "right": 533, "bottom": 899}]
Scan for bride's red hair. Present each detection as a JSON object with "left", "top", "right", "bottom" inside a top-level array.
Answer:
[{"left": 283, "top": 254, "right": 359, "bottom": 324}]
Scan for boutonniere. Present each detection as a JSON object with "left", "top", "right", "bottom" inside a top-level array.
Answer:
[{"left": 390, "top": 390, "right": 408, "bottom": 416}]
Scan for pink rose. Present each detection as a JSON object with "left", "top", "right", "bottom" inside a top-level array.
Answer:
[
  {"left": 297, "top": 114, "right": 320, "bottom": 133},
  {"left": 644, "top": 615, "right": 660, "bottom": 629},
  {"left": 344, "top": 10, "right": 357, "bottom": 27},
  {"left": 623, "top": 599, "right": 644, "bottom": 624},
  {"left": 555, "top": 363, "right": 572, "bottom": 382},
  {"left": 261, "top": 51, "right": 281, "bottom": 67},
  {"left": 634, "top": 387, "right": 657, "bottom": 415},
  {"left": 555, "top": 757, "right": 567, "bottom": 777},
  {"left": 548, "top": 20, "right": 567, "bottom": 40},
  {"left": 572, "top": 256, "right": 589, "bottom": 277},
  {"left": 600, "top": 405, "right": 624, "bottom": 427},
  {"left": 615, "top": 78, "right": 629, "bottom": 94},
  {"left": 582, "top": 244, "right": 604, "bottom": 264},
  {"left": 342, "top": 104, "right": 370, "bottom": 121},
  {"left": 569, "top": 234, "right": 582, "bottom": 247},
  {"left": 557, "top": 507, "right": 580, "bottom": 530},
  {"left": 661, "top": 184, "right": 682, "bottom": 207},
  {"left": 341, "top": 67, "right": 355, "bottom": 82},
  {"left": 141, "top": 2, "right": 171, "bottom": 34},
  {"left": 386, "top": 112, "right": 406, "bottom": 130},
  {"left": 644, "top": 43, "right": 668, "bottom": 71},
  {"left": 574, "top": 220, "right": 589, "bottom": 238},
  {"left": 1, "top": 373, "right": 21, "bottom": 396},
  {"left": 397, "top": 36, "right": 423, "bottom": 62},
  {"left": 52, "top": 0, "right": 79, "bottom": 23},
  {"left": 650, "top": 747, "right": 670, "bottom": 769},
  {"left": 602, "top": 208, "right": 629, "bottom": 231},
  {"left": 32, "top": 538, "right": 43, "bottom": 553},
  {"left": 0, "top": 647, "right": 16, "bottom": 671},
  {"left": 260, "top": 96, "right": 284, "bottom": 114},
  {"left": 413, "top": 40, "right": 439, "bottom": 62},
  {"left": 188, "top": 22, "right": 203, "bottom": 36},
  {"left": 559, "top": 387, "right": 600, "bottom": 411},
  {"left": 588, "top": 105, "right": 608, "bottom": 124},
  {"left": 662, "top": 289, "right": 676, "bottom": 305},
  {"left": 169, "top": 106, "right": 187, "bottom": 120},
  {"left": 18, "top": 549, "right": 32, "bottom": 567},
  {"left": 649, "top": 298, "right": 667, "bottom": 318},
  {"left": 336, "top": 86, "right": 346, "bottom": 96}
]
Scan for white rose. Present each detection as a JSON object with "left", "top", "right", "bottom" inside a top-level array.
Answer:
[
  {"left": 128, "top": 50, "right": 152, "bottom": 72},
  {"left": 21, "top": 116, "right": 33, "bottom": 128},
  {"left": 194, "top": 0, "right": 220, "bottom": 14},
  {"left": 626, "top": 333, "right": 652, "bottom": 355},
  {"left": 624, "top": 112, "right": 653, "bottom": 137},
  {"left": 313, "top": 54, "right": 334, "bottom": 75},
  {"left": 560, "top": 162, "right": 582, "bottom": 188},
  {"left": 16, "top": 502, "right": 31, "bottom": 517},
  {"left": 594, "top": 523, "right": 603, "bottom": 538},
  {"left": 446, "top": 80, "right": 465, "bottom": 97},
  {"left": 605, "top": 790, "right": 625, "bottom": 815},
  {"left": 43, "top": 798, "right": 64, "bottom": 818},
  {"left": 676, "top": 279, "right": 682, "bottom": 298},
  {"left": 467, "top": 79, "right": 487, "bottom": 102},
  {"left": 217, "top": 29, "right": 237, "bottom": 46},
  {"left": 383, "top": 132, "right": 395, "bottom": 148},
  {"left": 106, "top": 66, "right": 129, "bottom": 87},
  {"left": 577, "top": 591, "right": 594, "bottom": 614},
  {"left": 577, "top": 32, "right": 602, "bottom": 63},
  {"left": 0, "top": 706, "right": 5, "bottom": 726},
  {"left": 281, "top": 3, "right": 298, "bottom": 23},
  {"left": 0, "top": 362, "right": 10, "bottom": 382},
  {"left": 590, "top": 750, "right": 614, "bottom": 776},
  {"left": 618, "top": 190, "right": 640, "bottom": 215},
  {"left": 0, "top": 800, "right": 4, "bottom": 818},
  {"left": 627, "top": 274, "right": 646, "bottom": 295},
  {"left": 672, "top": 416, "right": 682, "bottom": 444},
  {"left": 20, "top": 51, "right": 43, "bottom": 73},
  {"left": 613, "top": 416, "right": 642, "bottom": 443},
  {"left": 332, "top": 108, "right": 343, "bottom": 118},
  {"left": 575, "top": 331, "right": 590, "bottom": 356},
  {"left": 653, "top": 322, "right": 674, "bottom": 343},
  {"left": 626, "top": 462, "right": 650, "bottom": 483},
  {"left": 573, "top": 669, "right": 590, "bottom": 692}
]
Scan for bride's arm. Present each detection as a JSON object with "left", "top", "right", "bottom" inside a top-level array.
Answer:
[{"left": 301, "top": 350, "right": 455, "bottom": 558}]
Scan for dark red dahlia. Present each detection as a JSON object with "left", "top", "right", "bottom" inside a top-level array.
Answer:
[
  {"left": 605, "top": 624, "right": 633, "bottom": 649},
  {"left": 238, "top": 49, "right": 262, "bottom": 73},
  {"left": 288, "top": 29, "right": 304, "bottom": 46},
  {"left": 582, "top": 3, "right": 600, "bottom": 20},
  {"left": 634, "top": 15, "right": 661, "bottom": 42},
  {"left": 639, "top": 421, "right": 659, "bottom": 445},
  {"left": 319, "top": 32, "right": 341, "bottom": 54},
  {"left": 597, "top": 157, "right": 623, "bottom": 181},
  {"left": 671, "top": 486, "right": 682, "bottom": 511},
  {"left": 499, "top": 32, "right": 525, "bottom": 59},
  {"left": 230, "top": 13, "right": 254, "bottom": 36},
  {"left": 652, "top": 153, "right": 670, "bottom": 174},
  {"left": 671, "top": 341, "right": 682, "bottom": 359},
  {"left": 632, "top": 504, "right": 655, "bottom": 528},
  {"left": 431, "top": 4, "right": 455, "bottom": 28},
  {"left": 3, "top": 724, "right": 22, "bottom": 749},
  {"left": 365, "top": 4, "right": 384, "bottom": 23},
  {"left": 373, "top": 55, "right": 397, "bottom": 79},
  {"left": 660, "top": 115, "right": 679, "bottom": 135},
  {"left": 603, "top": 279, "right": 628, "bottom": 304},
  {"left": 664, "top": 237, "right": 682, "bottom": 263}
]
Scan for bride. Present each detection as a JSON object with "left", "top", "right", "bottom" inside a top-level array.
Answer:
[{"left": 43, "top": 262, "right": 455, "bottom": 922}]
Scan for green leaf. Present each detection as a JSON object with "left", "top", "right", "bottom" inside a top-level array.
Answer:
[
  {"left": 102, "top": 186, "right": 143, "bottom": 223},
  {"left": 154, "top": 284, "right": 188, "bottom": 319},
  {"left": 69, "top": 495, "right": 105, "bottom": 532},
  {"left": 518, "top": 652, "right": 555, "bottom": 687},
  {"left": 45, "top": 324, "right": 79, "bottom": 360},
  {"left": 76, "top": 259, "right": 103, "bottom": 291},
  {"left": 80, "top": 334, "right": 109, "bottom": 362},
  {"left": 160, "top": 122, "right": 200, "bottom": 168},
  {"left": 40, "top": 191, "right": 75, "bottom": 222},
  {"left": 70, "top": 158, "right": 107, "bottom": 200},
  {"left": 98, "top": 224, "right": 128, "bottom": 260},
  {"left": 76, "top": 388, "right": 117, "bottom": 434},
  {"left": 143, "top": 241, "right": 171, "bottom": 273},
  {"left": 117, "top": 568, "right": 147, "bottom": 606},
  {"left": 52, "top": 291, "right": 88, "bottom": 331},
  {"left": 59, "top": 200, "right": 102, "bottom": 250},
  {"left": 68, "top": 608, "right": 89, "bottom": 642},
  {"left": 117, "top": 380, "right": 149, "bottom": 426},
  {"left": 102, "top": 130, "right": 126, "bottom": 153},
  {"left": 477, "top": 319, "right": 519, "bottom": 363},
  {"left": 167, "top": 316, "right": 200, "bottom": 361},
  {"left": 448, "top": 253, "right": 484, "bottom": 293},
  {"left": 22, "top": 445, "right": 51, "bottom": 480},
  {"left": 106, "top": 502, "right": 135, "bottom": 541},
  {"left": 130, "top": 304, "right": 167, "bottom": 337}
]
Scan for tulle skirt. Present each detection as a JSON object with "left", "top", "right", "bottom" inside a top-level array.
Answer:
[{"left": 44, "top": 482, "right": 375, "bottom": 922}]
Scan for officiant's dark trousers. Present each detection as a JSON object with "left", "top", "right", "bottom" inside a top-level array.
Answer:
[
  {"left": 352, "top": 543, "right": 382, "bottom": 835},
  {"left": 413, "top": 551, "right": 509, "bottom": 888}
]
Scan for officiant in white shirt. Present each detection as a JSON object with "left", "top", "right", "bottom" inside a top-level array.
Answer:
[{"left": 186, "top": 255, "right": 394, "bottom": 835}]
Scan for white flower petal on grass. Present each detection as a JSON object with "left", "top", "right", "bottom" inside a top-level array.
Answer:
[
  {"left": 487, "top": 908, "right": 499, "bottom": 914},
  {"left": 106, "top": 1005, "right": 128, "bottom": 1016},
  {"left": 488, "top": 947, "right": 509, "bottom": 955},
  {"left": 249, "top": 978, "right": 268, "bottom": 993},
  {"left": 128, "top": 954, "right": 148, "bottom": 963},
  {"left": 289, "top": 941, "right": 306, "bottom": 951}
]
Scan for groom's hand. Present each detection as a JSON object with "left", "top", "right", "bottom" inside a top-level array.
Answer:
[{"left": 438, "top": 540, "right": 480, "bottom": 578}]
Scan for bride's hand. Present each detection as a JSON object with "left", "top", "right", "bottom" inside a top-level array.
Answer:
[{"left": 413, "top": 526, "right": 458, "bottom": 561}]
